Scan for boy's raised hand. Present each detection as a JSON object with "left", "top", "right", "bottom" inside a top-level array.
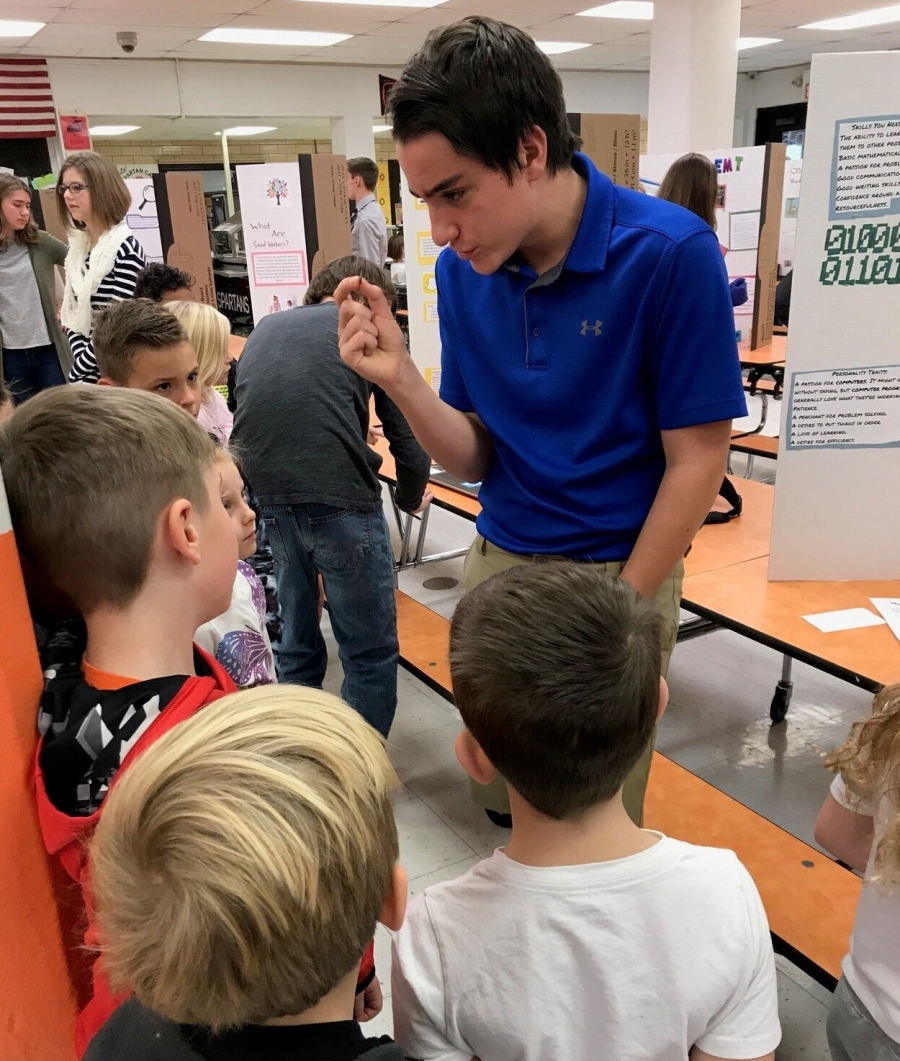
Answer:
[{"left": 336, "top": 276, "right": 411, "bottom": 390}]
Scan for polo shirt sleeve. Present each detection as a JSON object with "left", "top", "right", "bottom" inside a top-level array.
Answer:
[
  {"left": 435, "top": 256, "right": 475, "bottom": 413},
  {"left": 650, "top": 229, "right": 748, "bottom": 431}
]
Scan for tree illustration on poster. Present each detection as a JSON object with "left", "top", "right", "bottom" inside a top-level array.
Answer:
[{"left": 267, "top": 177, "right": 289, "bottom": 205}]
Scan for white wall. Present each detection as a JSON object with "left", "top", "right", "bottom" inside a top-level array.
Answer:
[
  {"left": 47, "top": 58, "right": 398, "bottom": 120},
  {"left": 47, "top": 56, "right": 802, "bottom": 147},
  {"left": 734, "top": 64, "right": 808, "bottom": 146}
]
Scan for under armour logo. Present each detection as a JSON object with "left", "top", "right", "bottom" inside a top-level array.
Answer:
[{"left": 581, "top": 320, "right": 602, "bottom": 337}]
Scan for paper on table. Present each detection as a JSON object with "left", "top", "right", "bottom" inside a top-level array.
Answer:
[
  {"left": 802, "top": 607, "right": 887, "bottom": 633},
  {"left": 870, "top": 598, "right": 900, "bottom": 644}
]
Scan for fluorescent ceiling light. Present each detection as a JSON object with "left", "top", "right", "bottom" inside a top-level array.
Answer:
[
  {"left": 536, "top": 40, "right": 592, "bottom": 54},
  {"left": 0, "top": 19, "right": 45, "bottom": 36},
  {"left": 577, "top": 2, "right": 653, "bottom": 19},
  {"left": 220, "top": 126, "right": 278, "bottom": 136},
  {"left": 200, "top": 28, "right": 352, "bottom": 47},
  {"left": 737, "top": 37, "right": 782, "bottom": 50},
  {"left": 801, "top": 4, "right": 900, "bottom": 30},
  {"left": 90, "top": 125, "right": 141, "bottom": 136},
  {"left": 373, "top": 124, "right": 392, "bottom": 133}
]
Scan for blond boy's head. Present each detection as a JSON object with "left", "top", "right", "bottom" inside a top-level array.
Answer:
[
  {"left": 90, "top": 686, "right": 402, "bottom": 1029},
  {"left": 94, "top": 299, "right": 202, "bottom": 417},
  {"left": 0, "top": 386, "right": 216, "bottom": 613}
]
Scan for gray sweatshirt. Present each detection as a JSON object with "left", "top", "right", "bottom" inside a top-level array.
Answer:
[{"left": 232, "top": 302, "right": 429, "bottom": 513}]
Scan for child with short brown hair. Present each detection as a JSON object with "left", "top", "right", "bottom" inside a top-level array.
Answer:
[
  {"left": 392, "top": 563, "right": 781, "bottom": 1061},
  {"left": 0, "top": 385, "right": 238, "bottom": 1055}
]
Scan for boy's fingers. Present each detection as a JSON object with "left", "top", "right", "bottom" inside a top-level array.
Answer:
[
  {"left": 356, "top": 278, "right": 394, "bottom": 318},
  {"left": 334, "top": 275, "right": 364, "bottom": 308},
  {"left": 341, "top": 313, "right": 379, "bottom": 343},
  {"left": 338, "top": 296, "right": 373, "bottom": 334}
]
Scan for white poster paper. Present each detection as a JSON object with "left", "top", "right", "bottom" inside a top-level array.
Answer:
[
  {"left": 729, "top": 210, "right": 760, "bottom": 251},
  {"left": 235, "top": 163, "right": 309, "bottom": 324},
  {"left": 641, "top": 146, "right": 768, "bottom": 343},
  {"left": 786, "top": 364, "right": 900, "bottom": 449},
  {"left": 802, "top": 607, "right": 886, "bottom": 633},
  {"left": 400, "top": 174, "right": 442, "bottom": 387},
  {"left": 871, "top": 598, "right": 900, "bottom": 643},
  {"left": 779, "top": 159, "right": 803, "bottom": 272},
  {"left": 124, "top": 178, "right": 162, "bottom": 263},
  {"left": 769, "top": 52, "right": 900, "bottom": 580},
  {"left": 832, "top": 116, "right": 900, "bottom": 217}
]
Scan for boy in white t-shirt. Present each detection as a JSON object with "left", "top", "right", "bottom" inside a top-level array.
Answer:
[{"left": 391, "top": 563, "right": 781, "bottom": 1061}]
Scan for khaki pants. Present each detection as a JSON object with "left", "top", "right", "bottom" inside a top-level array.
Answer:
[{"left": 463, "top": 535, "right": 683, "bottom": 826}]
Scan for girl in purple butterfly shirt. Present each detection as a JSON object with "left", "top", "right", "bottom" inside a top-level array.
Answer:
[{"left": 195, "top": 449, "right": 276, "bottom": 687}]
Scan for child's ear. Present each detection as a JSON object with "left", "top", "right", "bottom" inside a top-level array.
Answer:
[
  {"left": 379, "top": 864, "right": 408, "bottom": 932},
  {"left": 162, "top": 498, "right": 202, "bottom": 565},
  {"left": 657, "top": 677, "right": 669, "bottom": 723},
  {"left": 454, "top": 730, "right": 497, "bottom": 786},
  {"left": 96, "top": 376, "right": 112, "bottom": 387}
]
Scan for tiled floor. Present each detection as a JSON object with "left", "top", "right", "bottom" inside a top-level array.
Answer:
[{"left": 324, "top": 393, "right": 868, "bottom": 1058}]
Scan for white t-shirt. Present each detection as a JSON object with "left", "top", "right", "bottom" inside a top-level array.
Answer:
[
  {"left": 831, "top": 774, "right": 900, "bottom": 1044},
  {"left": 392, "top": 835, "right": 780, "bottom": 1061}
]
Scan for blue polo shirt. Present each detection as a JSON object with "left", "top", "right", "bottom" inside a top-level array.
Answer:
[{"left": 436, "top": 152, "right": 747, "bottom": 560}]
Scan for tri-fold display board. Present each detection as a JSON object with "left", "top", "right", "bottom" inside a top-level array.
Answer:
[
  {"left": 770, "top": 51, "right": 900, "bottom": 580},
  {"left": 236, "top": 156, "right": 352, "bottom": 324}
]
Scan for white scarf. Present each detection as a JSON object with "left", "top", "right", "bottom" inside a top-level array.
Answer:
[{"left": 61, "top": 221, "right": 131, "bottom": 336}]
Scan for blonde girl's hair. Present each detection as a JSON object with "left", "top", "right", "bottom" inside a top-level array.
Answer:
[
  {"left": 825, "top": 683, "right": 900, "bottom": 886},
  {"left": 89, "top": 685, "right": 399, "bottom": 1029},
  {"left": 657, "top": 152, "right": 719, "bottom": 231},
  {"left": 56, "top": 151, "right": 131, "bottom": 233},
  {"left": 164, "top": 300, "right": 230, "bottom": 391},
  {"left": 0, "top": 173, "right": 40, "bottom": 249}
]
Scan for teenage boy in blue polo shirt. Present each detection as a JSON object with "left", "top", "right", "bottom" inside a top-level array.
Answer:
[{"left": 336, "top": 16, "right": 746, "bottom": 826}]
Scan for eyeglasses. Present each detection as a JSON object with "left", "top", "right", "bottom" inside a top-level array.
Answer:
[{"left": 58, "top": 183, "right": 89, "bottom": 195}]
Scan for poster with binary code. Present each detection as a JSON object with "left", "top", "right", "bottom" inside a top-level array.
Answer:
[
  {"left": 235, "top": 162, "right": 309, "bottom": 323},
  {"left": 769, "top": 51, "right": 900, "bottom": 581}
]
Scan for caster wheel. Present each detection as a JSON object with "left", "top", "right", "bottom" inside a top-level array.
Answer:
[{"left": 770, "top": 683, "right": 792, "bottom": 723}]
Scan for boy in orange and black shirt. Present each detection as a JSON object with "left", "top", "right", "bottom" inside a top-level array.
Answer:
[{"left": 0, "top": 386, "right": 238, "bottom": 1055}]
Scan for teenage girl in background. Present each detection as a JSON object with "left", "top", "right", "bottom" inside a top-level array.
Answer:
[
  {"left": 57, "top": 151, "right": 147, "bottom": 384},
  {"left": 657, "top": 152, "right": 748, "bottom": 308},
  {"left": 0, "top": 173, "right": 71, "bottom": 401}
]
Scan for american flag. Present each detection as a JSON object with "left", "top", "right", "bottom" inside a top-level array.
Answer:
[{"left": 0, "top": 58, "right": 56, "bottom": 138}]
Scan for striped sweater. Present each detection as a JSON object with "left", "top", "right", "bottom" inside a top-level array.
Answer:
[{"left": 66, "top": 234, "right": 147, "bottom": 384}]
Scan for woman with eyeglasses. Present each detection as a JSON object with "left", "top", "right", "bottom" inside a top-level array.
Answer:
[
  {"left": 57, "top": 151, "right": 147, "bottom": 383},
  {"left": 0, "top": 172, "right": 71, "bottom": 402}
]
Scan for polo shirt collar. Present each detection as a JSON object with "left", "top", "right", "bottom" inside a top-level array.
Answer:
[{"left": 502, "top": 152, "right": 614, "bottom": 280}]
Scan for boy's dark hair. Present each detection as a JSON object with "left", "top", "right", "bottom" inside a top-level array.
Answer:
[
  {"left": 389, "top": 16, "right": 581, "bottom": 180},
  {"left": 304, "top": 255, "right": 397, "bottom": 309},
  {"left": 94, "top": 298, "right": 189, "bottom": 383},
  {"left": 450, "top": 564, "right": 662, "bottom": 820},
  {"left": 133, "top": 263, "right": 195, "bottom": 301},
  {"left": 347, "top": 157, "right": 379, "bottom": 192}
]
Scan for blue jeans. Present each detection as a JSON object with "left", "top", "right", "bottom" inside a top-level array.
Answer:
[
  {"left": 262, "top": 504, "right": 398, "bottom": 737},
  {"left": 3, "top": 344, "right": 65, "bottom": 403}
]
